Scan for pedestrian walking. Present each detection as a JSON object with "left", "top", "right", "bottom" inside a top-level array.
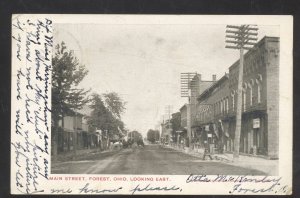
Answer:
[{"left": 202, "top": 141, "right": 213, "bottom": 160}]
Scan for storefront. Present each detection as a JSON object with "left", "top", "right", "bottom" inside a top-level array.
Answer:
[
  {"left": 227, "top": 111, "right": 267, "bottom": 156},
  {"left": 57, "top": 128, "right": 74, "bottom": 153},
  {"left": 240, "top": 111, "right": 268, "bottom": 155}
]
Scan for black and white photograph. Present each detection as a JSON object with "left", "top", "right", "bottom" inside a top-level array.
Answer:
[
  {"left": 10, "top": 14, "right": 292, "bottom": 195},
  {"left": 50, "top": 19, "right": 280, "bottom": 175}
]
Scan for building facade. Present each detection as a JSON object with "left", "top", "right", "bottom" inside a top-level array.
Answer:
[
  {"left": 56, "top": 105, "right": 102, "bottom": 154},
  {"left": 179, "top": 104, "right": 188, "bottom": 146},
  {"left": 190, "top": 36, "right": 279, "bottom": 159},
  {"left": 161, "top": 119, "right": 172, "bottom": 144},
  {"left": 193, "top": 74, "right": 230, "bottom": 153},
  {"left": 187, "top": 74, "right": 215, "bottom": 147},
  {"left": 227, "top": 36, "right": 279, "bottom": 159}
]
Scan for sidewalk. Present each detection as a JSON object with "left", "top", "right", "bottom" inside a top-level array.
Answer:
[
  {"left": 52, "top": 148, "right": 98, "bottom": 162},
  {"left": 52, "top": 147, "right": 119, "bottom": 164},
  {"left": 214, "top": 153, "right": 278, "bottom": 175},
  {"left": 164, "top": 144, "right": 278, "bottom": 175}
]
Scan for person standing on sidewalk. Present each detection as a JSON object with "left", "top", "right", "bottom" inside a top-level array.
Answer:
[{"left": 202, "top": 140, "right": 213, "bottom": 160}]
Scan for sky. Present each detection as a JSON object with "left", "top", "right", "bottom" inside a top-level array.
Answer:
[{"left": 53, "top": 22, "right": 279, "bottom": 137}]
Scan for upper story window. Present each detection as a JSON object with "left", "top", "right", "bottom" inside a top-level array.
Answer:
[
  {"left": 257, "top": 83, "right": 261, "bottom": 103},
  {"left": 231, "top": 91, "right": 235, "bottom": 111},
  {"left": 243, "top": 91, "right": 246, "bottom": 112},
  {"left": 220, "top": 101, "right": 222, "bottom": 114},
  {"left": 256, "top": 74, "right": 263, "bottom": 104},
  {"left": 223, "top": 98, "right": 226, "bottom": 113},
  {"left": 248, "top": 83, "right": 253, "bottom": 106},
  {"left": 226, "top": 97, "right": 229, "bottom": 113},
  {"left": 242, "top": 83, "right": 248, "bottom": 112}
]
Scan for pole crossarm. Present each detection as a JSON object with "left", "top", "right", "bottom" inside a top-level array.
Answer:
[
  {"left": 225, "top": 24, "right": 258, "bottom": 50},
  {"left": 226, "top": 35, "right": 257, "bottom": 41},
  {"left": 225, "top": 40, "right": 242, "bottom": 44},
  {"left": 225, "top": 24, "right": 258, "bottom": 161},
  {"left": 225, "top": 46, "right": 241, "bottom": 50},
  {"left": 243, "top": 41, "right": 257, "bottom": 45},
  {"left": 242, "top": 46, "right": 254, "bottom": 50},
  {"left": 226, "top": 25, "right": 241, "bottom": 29},
  {"left": 226, "top": 30, "right": 241, "bottom": 35},
  {"left": 180, "top": 72, "right": 197, "bottom": 97}
]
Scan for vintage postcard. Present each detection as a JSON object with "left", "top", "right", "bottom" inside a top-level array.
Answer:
[{"left": 11, "top": 14, "right": 293, "bottom": 195}]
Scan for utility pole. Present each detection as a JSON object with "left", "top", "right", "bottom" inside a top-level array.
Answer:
[
  {"left": 165, "top": 105, "right": 173, "bottom": 120},
  {"left": 225, "top": 25, "right": 258, "bottom": 160},
  {"left": 180, "top": 72, "right": 197, "bottom": 148},
  {"left": 164, "top": 105, "right": 173, "bottom": 144}
]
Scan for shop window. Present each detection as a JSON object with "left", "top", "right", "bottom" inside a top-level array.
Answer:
[{"left": 253, "top": 129, "right": 260, "bottom": 148}]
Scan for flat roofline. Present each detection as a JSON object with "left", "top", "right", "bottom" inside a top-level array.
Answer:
[
  {"left": 180, "top": 104, "right": 187, "bottom": 111},
  {"left": 197, "top": 74, "right": 229, "bottom": 101},
  {"left": 229, "top": 36, "right": 279, "bottom": 71}
]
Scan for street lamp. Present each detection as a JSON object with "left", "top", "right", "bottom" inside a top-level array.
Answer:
[{"left": 225, "top": 25, "right": 258, "bottom": 160}]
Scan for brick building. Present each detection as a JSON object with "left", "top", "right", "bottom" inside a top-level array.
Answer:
[
  {"left": 187, "top": 74, "right": 215, "bottom": 146},
  {"left": 192, "top": 36, "right": 279, "bottom": 159},
  {"left": 227, "top": 36, "right": 279, "bottom": 159},
  {"left": 195, "top": 74, "right": 230, "bottom": 153}
]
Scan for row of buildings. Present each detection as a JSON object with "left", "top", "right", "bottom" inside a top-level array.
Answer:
[
  {"left": 161, "top": 37, "right": 279, "bottom": 159},
  {"left": 54, "top": 106, "right": 110, "bottom": 154}
]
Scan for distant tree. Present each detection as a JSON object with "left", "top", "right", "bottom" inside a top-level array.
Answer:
[
  {"left": 51, "top": 41, "right": 90, "bottom": 156},
  {"left": 103, "top": 92, "right": 126, "bottom": 141},
  {"left": 147, "top": 129, "right": 154, "bottom": 143},
  {"left": 87, "top": 93, "right": 111, "bottom": 131},
  {"left": 103, "top": 92, "right": 126, "bottom": 119},
  {"left": 87, "top": 92, "right": 126, "bottom": 146},
  {"left": 147, "top": 129, "right": 160, "bottom": 143}
]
